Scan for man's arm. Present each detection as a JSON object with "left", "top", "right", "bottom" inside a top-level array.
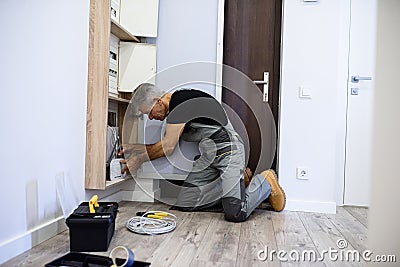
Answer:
[
  {"left": 122, "top": 123, "right": 185, "bottom": 172},
  {"left": 144, "top": 123, "right": 185, "bottom": 160}
]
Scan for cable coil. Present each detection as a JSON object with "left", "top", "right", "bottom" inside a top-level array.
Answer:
[{"left": 126, "top": 211, "right": 176, "bottom": 235}]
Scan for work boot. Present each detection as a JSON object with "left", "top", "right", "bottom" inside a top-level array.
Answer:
[
  {"left": 244, "top": 167, "right": 253, "bottom": 187},
  {"left": 261, "top": 169, "right": 286, "bottom": 212}
]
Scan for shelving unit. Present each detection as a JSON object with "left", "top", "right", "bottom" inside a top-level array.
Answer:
[
  {"left": 108, "top": 95, "right": 130, "bottom": 104},
  {"left": 85, "top": 0, "right": 111, "bottom": 190},
  {"left": 105, "top": 174, "right": 134, "bottom": 188},
  {"left": 85, "top": 0, "right": 138, "bottom": 190},
  {"left": 85, "top": 0, "right": 158, "bottom": 191},
  {"left": 111, "top": 19, "right": 140, "bottom": 42}
]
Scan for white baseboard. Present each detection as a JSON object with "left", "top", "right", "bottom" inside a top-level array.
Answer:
[
  {"left": 0, "top": 216, "right": 67, "bottom": 265},
  {"left": 285, "top": 199, "right": 337, "bottom": 214}
]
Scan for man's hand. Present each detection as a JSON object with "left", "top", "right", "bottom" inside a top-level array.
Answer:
[
  {"left": 118, "top": 123, "right": 184, "bottom": 172},
  {"left": 121, "top": 153, "right": 146, "bottom": 174},
  {"left": 120, "top": 144, "right": 147, "bottom": 156}
]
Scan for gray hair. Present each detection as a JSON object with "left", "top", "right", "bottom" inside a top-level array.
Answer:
[{"left": 130, "top": 83, "right": 165, "bottom": 115}]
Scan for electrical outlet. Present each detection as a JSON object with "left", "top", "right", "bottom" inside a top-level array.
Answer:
[{"left": 296, "top": 167, "right": 309, "bottom": 180}]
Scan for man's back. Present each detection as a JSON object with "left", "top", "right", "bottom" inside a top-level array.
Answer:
[{"left": 167, "top": 89, "right": 228, "bottom": 127}]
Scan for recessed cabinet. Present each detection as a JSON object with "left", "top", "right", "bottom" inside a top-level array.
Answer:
[
  {"left": 120, "top": 0, "right": 160, "bottom": 37},
  {"left": 85, "top": 0, "right": 158, "bottom": 190},
  {"left": 119, "top": 43, "right": 157, "bottom": 93}
]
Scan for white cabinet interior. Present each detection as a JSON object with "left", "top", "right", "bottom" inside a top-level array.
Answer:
[
  {"left": 119, "top": 43, "right": 157, "bottom": 92},
  {"left": 120, "top": 0, "right": 160, "bottom": 37}
]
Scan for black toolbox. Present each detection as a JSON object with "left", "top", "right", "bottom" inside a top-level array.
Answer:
[
  {"left": 66, "top": 202, "right": 118, "bottom": 252},
  {"left": 45, "top": 252, "right": 150, "bottom": 267}
]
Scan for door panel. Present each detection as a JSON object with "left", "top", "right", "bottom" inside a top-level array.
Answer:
[
  {"left": 223, "top": 0, "right": 282, "bottom": 172},
  {"left": 344, "top": 0, "right": 377, "bottom": 206}
]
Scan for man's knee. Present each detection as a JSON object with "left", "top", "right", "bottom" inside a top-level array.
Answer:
[
  {"left": 174, "top": 182, "right": 200, "bottom": 209},
  {"left": 222, "top": 197, "right": 247, "bottom": 222}
]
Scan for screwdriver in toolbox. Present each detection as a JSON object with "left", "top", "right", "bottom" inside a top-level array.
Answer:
[{"left": 136, "top": 211, "right": 168, "bottom": 219}]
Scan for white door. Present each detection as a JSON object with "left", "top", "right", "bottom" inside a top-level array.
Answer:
[{"left": 344, "top": 0, "right": 377, "bottom": 206}]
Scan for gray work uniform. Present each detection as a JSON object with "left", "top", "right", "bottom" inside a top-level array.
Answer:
[{"left": 175, "top": 121, "right": 272, "bottom": 222}]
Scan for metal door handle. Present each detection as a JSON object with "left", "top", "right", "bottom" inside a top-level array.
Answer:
[
  {"left": 254, "top": 80, "right": 267, "bottom": 85},
  {"left": 253, "top": 72, "right": 269, "bottom": 102},
  {"left": 351, "top": 75, "right": 372, "bottom": 83}
]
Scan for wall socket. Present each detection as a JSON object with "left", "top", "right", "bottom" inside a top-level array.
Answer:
[{"left": 296, "top": 167, "right": 309, "bottom": 180}]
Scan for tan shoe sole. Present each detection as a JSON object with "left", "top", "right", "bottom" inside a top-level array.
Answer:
[{"left": 261, "top": 169, "right": 286, "bottom": 212}]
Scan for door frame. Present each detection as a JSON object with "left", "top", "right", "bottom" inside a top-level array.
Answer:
[
  {"left": 334, "top": 0, "right": 352, "bottom": 207},
  {"left": 342, "top": 0, "right": 377, "bottom": 207},
  {"left": 215, "top": 0, "right": 225, "bottom": 103},
  {"left": 334, "top": 0, "right": 376, "bottom": 207}
]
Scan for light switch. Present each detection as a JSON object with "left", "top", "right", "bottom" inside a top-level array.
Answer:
[{"left": 299, "top": 87, "right": 312, "bottom": 98}]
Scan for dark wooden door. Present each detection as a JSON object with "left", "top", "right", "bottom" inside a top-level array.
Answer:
[{"left": 222, "top": 0, "right": 282, "bottom": 173}]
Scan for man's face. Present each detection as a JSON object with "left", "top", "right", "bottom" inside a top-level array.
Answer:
[{"left": 140, "top": 99, "right": 167, "bottom": 121}]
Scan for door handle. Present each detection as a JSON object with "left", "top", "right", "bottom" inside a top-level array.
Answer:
[
  {"left": 254, "top": 80, "right": 267, "bottom": 85},
  {"left": 351, "top": 75, "right": 372, "bottom": 83},
  {"left": 253, "top": 72, "right": 269, "bottom": 102}
]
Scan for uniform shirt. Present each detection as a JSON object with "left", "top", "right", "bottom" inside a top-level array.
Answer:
[{"left": 166, "top": 89, "right": 228, "bottom": 127}]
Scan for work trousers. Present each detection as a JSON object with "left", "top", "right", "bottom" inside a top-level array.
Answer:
[{"left": 174, "top": 123, "right": 271, "bottom": 222}]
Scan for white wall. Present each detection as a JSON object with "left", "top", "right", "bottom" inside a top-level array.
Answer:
[
  {"left": 0, "top": 0, "right": 89, "bottom": 263},
  {"left": 367, "top": 0, "right": 400, "bottom": 262},
  {"left": 141, "top": 0, "right": 220, "bottom": 176},
  {"left": 155, "top": 0, "right": 219, "bottom": 96},
  {"left": 278, "top": 0, "right": 350, "bottom": 213}
]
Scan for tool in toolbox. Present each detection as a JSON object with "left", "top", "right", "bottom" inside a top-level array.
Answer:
[{"left": 89, "top": 194, "right": 99, "bottom": 213}]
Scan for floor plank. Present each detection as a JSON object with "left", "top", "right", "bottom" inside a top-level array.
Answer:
[
  {"left": 298, "top": 212, "right": 364, "bottom": 266},
  {"left": 343, "top": 206, "right": 368, "bottom": 228},
  {"left": 325, "top": 207, "right": 368, "bottom": 253},
  {"left": 190, "top": 213, "right": 241, "bottom": 266},
  {"left": 2, "top": 231, "right": 70, "bottom": 267},
  {"left": 271, "top": 211, "right": 326, "bottom": 267},
  {"left": 1, "top": 203, "right": 370, "bottom": 267},
  {"left": 149, "top": 212, "right": 213, "bottom": 266},
  {"left": 236, "top": 209, "right": 281, "bottom": 267}
]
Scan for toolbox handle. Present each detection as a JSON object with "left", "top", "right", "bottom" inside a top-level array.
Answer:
[
  {"left": 89, "top": 195, "right": 99, "bottom": 213},
  {"left": 83, "top": 255, "right": 112, "bottom": 267}
]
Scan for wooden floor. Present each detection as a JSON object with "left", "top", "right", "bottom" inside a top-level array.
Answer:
[{"left": 2, "top": 202, "right": 368, "bottom": 267}]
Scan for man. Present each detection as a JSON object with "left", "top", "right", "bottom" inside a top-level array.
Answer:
[{"left": 122, "top": 83, "right": 285, "bottom": 222}]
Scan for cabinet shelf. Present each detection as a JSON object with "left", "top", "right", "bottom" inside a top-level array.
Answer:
[
  {"left": 111, "top": 19, "right": 140, "bottom": 42},
  {"left": 105, "top": 174, "right": 134, "bottom": 188},
  {"left": 109, "top": 95, "right": 130, "bottom": 104}
]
